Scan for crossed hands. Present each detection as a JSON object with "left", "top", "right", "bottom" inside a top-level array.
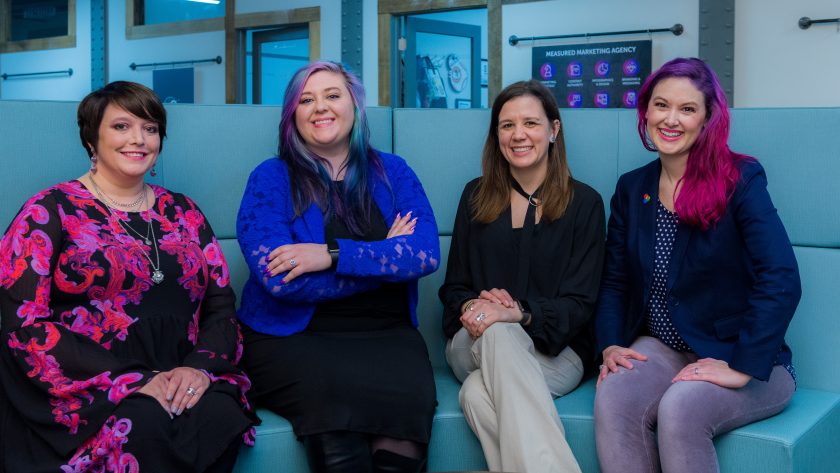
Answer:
[
  {"left": 459, "top": 288, "right": 525, "bottom": 338},
  {"left": 264, "top": 211, "right": 418, "bottom": 283},
  {"left": 138, "top": 367, "right": 211, "bottom": 418},
  {"left": 597, "top": 345, "right": 751, "bottom": 389}
]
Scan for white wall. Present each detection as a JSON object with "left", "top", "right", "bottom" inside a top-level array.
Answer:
[
  {"left": 501, "top": 0, "right": 698, "bottom": 87},
  {"left": 107, "top": 1, "right": 225, "bottom": 104},
  {"left": 0, "top": 0, "right": 92, "bottom": 101},
  {"left": 735, "top": 0, "right": 840, "bottom": 107},
  {"left": 5, "top": 0, "right": 840, "bottom": 108},
  {"left": 106, "top": 0, "right": 342, "bottom": 105}
]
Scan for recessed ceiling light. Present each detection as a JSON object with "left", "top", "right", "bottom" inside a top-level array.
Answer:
[{"left": 187, "top": 0, "right": 221, "bottom": 4}]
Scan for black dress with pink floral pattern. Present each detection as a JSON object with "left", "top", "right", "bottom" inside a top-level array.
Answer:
[{"left": 0, "top": 181, "right": 256, "bottom": 473}]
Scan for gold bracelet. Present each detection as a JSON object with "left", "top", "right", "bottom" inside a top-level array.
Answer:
[{"left": 463, "top": 299, "right": 477, "bottom": 313}]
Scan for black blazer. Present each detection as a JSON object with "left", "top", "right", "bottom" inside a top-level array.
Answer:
[{"left": 596, "top": 159, "right": 801, "bottom": 380}]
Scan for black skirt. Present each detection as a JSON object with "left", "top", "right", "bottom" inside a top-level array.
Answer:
[{"left": 242, "top": 323, "right": 436, "bottom": 443}]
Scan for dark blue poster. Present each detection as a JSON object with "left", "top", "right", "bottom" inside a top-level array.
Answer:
[
  {"left": 532, "top": 40, "right": 651, "bottom": 109},
  {"left": 153, "top": 68, "right": 195, "bottom": 104}
]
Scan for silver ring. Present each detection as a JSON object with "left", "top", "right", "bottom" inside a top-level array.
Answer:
[
  {"left": 476, "top": 312, "right": 487, "bottom": 322},
  {"left": 694, "top": 367, "right": 699, "bottom": 375},
  {"left": 289, "top": 259, "right": 297, "bottom": 267},
  {"left": 599, "top": 364, "right": 606, "bottom": 371},
  {"left": 186, "top": 387, "right": 198, "bottom": 396}
]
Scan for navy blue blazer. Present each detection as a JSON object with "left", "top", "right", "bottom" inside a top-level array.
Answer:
[{"left": 595, "top": 158, "right": 801, "bottom": 381}]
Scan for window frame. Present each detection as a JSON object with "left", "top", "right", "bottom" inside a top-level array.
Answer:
[
  {"left": 126, "top": 0, "right": 223, "bottom": 40},
  {"left": 0, "top": 0, "right": 77, "bottom": 53}
]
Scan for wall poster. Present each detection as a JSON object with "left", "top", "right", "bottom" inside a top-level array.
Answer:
[
  {"left": 532, "top": 40, "right": 651, "bottom": 109},
  {"left": 153, "top": 68, "right": 195, "bottom": 104}
]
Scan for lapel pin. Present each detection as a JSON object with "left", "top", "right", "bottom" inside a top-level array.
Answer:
[{"left": 643, "top": 193, "right": 651, "bottom": 204}]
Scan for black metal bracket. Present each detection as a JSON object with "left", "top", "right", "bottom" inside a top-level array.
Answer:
[
  {"left": 509, "top": 23, "right": 683, "bottom": 46},
  {"left": 799, "top": 17, "right": 840, "bottom": 30},
  {"left": 130, "top": 56, "right": 222, "bottom": 71},
  {"left": 1, "top": 68, "right": 73, "bottom": 80}
]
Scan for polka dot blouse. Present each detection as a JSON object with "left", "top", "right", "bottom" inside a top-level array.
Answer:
[{"left": 646, "top": 200, "right": 692, "bottom": 352}]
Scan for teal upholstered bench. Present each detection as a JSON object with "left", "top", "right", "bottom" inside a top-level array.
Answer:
[{"left": 1, "top": 102, "right": 838, "bottom": 473}]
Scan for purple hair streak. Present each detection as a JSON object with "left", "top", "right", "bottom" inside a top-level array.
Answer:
[{"left": 278, "top": 61, "right": 387, "bottom": 236}]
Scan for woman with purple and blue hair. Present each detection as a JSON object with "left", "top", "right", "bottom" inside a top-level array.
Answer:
[
  {"left": 594, "top": 57, "right": 800, "bottom": 472},
  {"left": 236, "top": 61, "right": 439, "bottom": 473}
]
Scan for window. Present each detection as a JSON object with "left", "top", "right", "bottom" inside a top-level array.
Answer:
[
  {"left": 233, "top": 8, "right": 320, "bottom": 104},
  {"left": 244, "top": 26, "right": 309, "bottom": 105},
  {"left": 0, "top": 0, "right": 76, "bottom": 53},
  {"left": 126, "top": 0, "right": 224, "bottom": 39},
  {"left": 143, "top": 0, "right": 224, "bottom": 25}
]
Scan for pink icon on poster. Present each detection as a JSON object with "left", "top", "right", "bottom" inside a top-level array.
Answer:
[
  {"left": 595, "top": 60, "right": 610, "bottom": 77},
  {"left": 595, "top": 92, "right": 610, "bottom": 108},
  {"left": 623, "top": 90, "right": 637, "bottom": 107},
  {"left": 567, "top": 62, "right": 582, "bottom": 78},
  {"left": 540, "top": 63, "right": 555, "bottom": 79}
]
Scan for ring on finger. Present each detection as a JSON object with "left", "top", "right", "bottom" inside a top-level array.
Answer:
[
  {"left": 476, "top": 312, "right": 487, "bottom": 322},
  {"left": 694, "top": 367, "right": 699, "bottom": 375},
  {"left": 186, "top": 387, "right": 198, "bottom": 396},
  {"left": 289, "top": 259, "right": 297, "bottom": 267},
  {"left": 599, "top": 364, "right": 605, "bottom": 371}
]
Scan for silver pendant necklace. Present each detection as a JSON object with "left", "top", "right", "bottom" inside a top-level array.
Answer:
[{"left": 89, "top": 174, "right": 164, "bottom": 284}]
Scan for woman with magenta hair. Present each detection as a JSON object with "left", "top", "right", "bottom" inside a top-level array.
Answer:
[
  {"left": 236, "top": 61, "right": 439, "bottom": 473},
  {"left": 594, "top": 57, "right": 801, "bottom": 472}
]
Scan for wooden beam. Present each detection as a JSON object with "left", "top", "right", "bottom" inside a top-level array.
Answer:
[
  {"left": 487, "top": 0, "right": 502, "bottom": 105},
  {"left": 377, "top": 13, "right": 391, "bottom": 106},
  {"left": 235, "top": 7, "right": 320, "bottom": 29},
  {"left": 225, "top": 0, "right": 235, "bottom": 103},
  {"left": 309, "top": 20, "right": 321, "bottom": 61},
  {"left": 379, "top": 0, "right": 486, "bottom": 15}
]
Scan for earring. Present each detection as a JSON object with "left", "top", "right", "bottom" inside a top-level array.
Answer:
[
  {"left": 549, "top": 135, "right": 556, "bottom": 144},
  {"left": 89, "top": 154, "right": 98, "bottom": 174},
  {"left": 150, "top": 165, "right": 157, "bottom": 177}
]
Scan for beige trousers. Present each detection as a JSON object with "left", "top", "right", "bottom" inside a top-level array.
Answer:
[{"left": 445, "top": 323, "right": 584, "bottom": 473}]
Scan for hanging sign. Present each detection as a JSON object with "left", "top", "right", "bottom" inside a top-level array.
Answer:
[{"left": 532, "top": 40, "right": 651, "bottom": 109}]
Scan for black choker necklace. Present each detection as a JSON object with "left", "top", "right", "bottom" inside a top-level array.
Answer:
[{"left": 510, "top": 178, "right": 542, "bottom": 207}]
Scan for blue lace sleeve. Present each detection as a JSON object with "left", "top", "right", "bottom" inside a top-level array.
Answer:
[
  {"left": 334, "top": 155, "right": 440, "bottom": 281},
  {"left": 236, "top": 159, "right": 380, "bottom": 303}
]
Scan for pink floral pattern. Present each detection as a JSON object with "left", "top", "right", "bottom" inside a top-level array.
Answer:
[{"left": 0, "top": 181, "right": 254, "bottom": 470}]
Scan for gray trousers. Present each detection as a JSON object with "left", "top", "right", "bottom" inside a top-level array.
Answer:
[
  {"left": 446, "top": 323, "right": 584, "bottom": 473},
  {"left": 594, "top": 336, "right": 795, "bottom": 473}
]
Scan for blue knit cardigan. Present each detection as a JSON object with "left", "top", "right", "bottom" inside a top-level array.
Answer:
[{"left": 236, "top": 152, "right": 440, "bottom": 336}]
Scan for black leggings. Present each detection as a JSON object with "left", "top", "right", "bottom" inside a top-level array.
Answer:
[{"left": 302, "top": 431, "right": 426, "bottom": 473}]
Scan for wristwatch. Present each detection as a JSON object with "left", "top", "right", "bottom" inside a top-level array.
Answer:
[
  {"left": 515, "top": 299, "right": 532, "bottom": 326},
  {"left": 327, "top": 241, "right": 339, "bottom": 268}
]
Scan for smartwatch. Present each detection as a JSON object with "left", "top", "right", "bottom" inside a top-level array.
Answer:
[
  {"left": 327, "top": 241, "right": 339, "bottom": 268},
  {"left": 516, "top": 299, "right": 532, "bottom": 326}
]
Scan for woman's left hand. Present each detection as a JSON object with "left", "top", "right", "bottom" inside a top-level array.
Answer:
[
  {"left": 459, "top": 297, "right": 521, "bottom": 338},
  {"left": 266, "top": 243, "right": 332, "bottom": 282},
  {"left": 165, "top": 367, "right": 211, "bottom": 416},
  {"left": 672, "top": 358, "right": 752, "bottom": 388}
]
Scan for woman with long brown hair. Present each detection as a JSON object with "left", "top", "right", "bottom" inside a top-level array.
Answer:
[{"left": 439, "top": 80, "right": 605, "bottom": 473}]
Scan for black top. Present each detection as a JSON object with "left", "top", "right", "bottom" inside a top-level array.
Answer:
[
  {"left": 308, "top": 185, "right": 410, "bottom": 332},
  {"left": 439, "top": 178, "right": 606, "bottom": 370}
]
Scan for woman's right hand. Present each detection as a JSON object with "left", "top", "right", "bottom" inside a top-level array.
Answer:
[
  {"left": 597, "top": 345, "right": 648, "bottom": 388},
  {"left": 386, "top": 211, "right": 417, "bottom": 238},
  {"left": 138, "top": 373, "right": 174, "bottom": 418}
]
